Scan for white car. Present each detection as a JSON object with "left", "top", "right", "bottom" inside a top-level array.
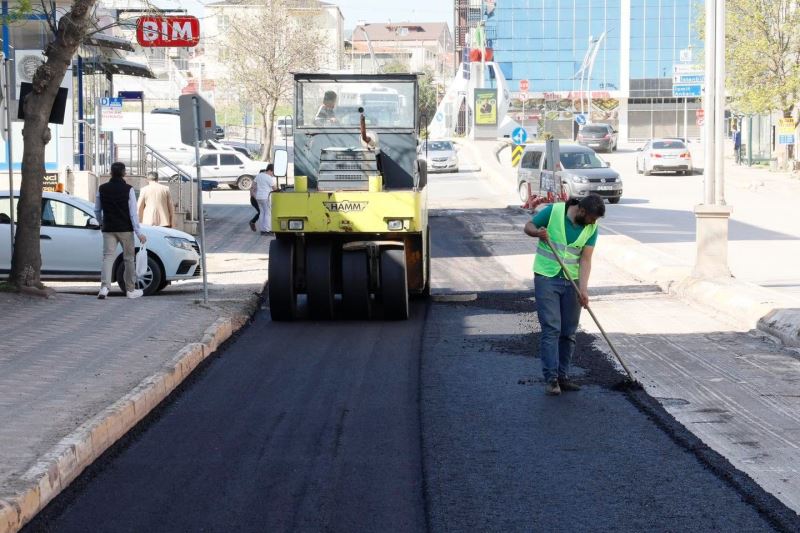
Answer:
[
  {"left": 635, "top": 138, "right": 694, "bottom": 175},
  {"left": 159, "top": 148, "right": 264, "bottom": 190},
  {"left": 0, "top": 191, "right": 202, "bottom": 296}
]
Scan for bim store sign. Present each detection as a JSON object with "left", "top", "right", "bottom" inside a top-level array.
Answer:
[{"left": 136, "top": 16, "right": 200, "bottom": 47}]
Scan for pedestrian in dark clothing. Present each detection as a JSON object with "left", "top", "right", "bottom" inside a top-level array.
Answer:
[
  {"left": 249, "top": 180, "right": 260, "bottom": 232},
  {"left": 524, "top": 194, "right": 605, "bottom": 396},
  {"left": 733, "top": 125, "right": 742, "bottom": 164},
  {"left": 94, "top": 162, "right": 147, "bottom": 300}
]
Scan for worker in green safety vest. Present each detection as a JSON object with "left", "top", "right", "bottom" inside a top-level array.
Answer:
[{"left": 524, "top": 194, "right": 606, "bottom": 396}]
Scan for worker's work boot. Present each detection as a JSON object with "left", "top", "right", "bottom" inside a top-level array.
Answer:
[
  {"left": 545, "top": 379, "right": 561, "bottom": 396},
  {"left": 558, "top": 378, "right": 581, "bottom": 392}
]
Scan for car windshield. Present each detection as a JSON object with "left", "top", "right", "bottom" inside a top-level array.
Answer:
[
  {"left": 298, "top": 80, "right": 415, "bottom": 129},
  {"left": 653, "top": 140, "right": 686, "bottom": 149},
  {"left": 559, "top": 151, "right": 605, "bottom": 169},
  {"left": 582, "top": 126, "right": 608, "bottom": 134},
  {"left": 426, "top": 141, "right": 453, "bottom": 151}
]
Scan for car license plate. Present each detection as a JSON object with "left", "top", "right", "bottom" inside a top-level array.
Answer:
[{"left": 597, "top": 185, "right": 613, "bottom": 191}]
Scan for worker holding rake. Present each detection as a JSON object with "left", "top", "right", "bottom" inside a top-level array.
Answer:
[{"left": 524, "top": 194, "right": 606, "bottom": 396}]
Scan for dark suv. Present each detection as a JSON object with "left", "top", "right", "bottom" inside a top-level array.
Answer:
[{"left": 577, "top": 123, "right": 618, "bottom": 152}]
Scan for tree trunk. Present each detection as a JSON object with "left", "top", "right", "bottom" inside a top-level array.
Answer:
[
  {"left": 259, "top": 100, "right": 278, "bottom": 162},
  {"left": 9, "top": 0, "right": 98, "bottom": 290}
]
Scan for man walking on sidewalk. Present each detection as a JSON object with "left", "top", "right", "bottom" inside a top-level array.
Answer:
[
  {"left": 137, "top": 172, "right": 174, "bottom": 228},
  {"left": 524, "top": 194, "right": 605, "bottom": 395},
  {"left": 95, "top": 162, "right": 148, "bottom": 299}
]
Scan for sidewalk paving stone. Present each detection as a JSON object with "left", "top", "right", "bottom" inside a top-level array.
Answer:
[{"left": 0, "top": 191, "right": 267, "bottom": 531}]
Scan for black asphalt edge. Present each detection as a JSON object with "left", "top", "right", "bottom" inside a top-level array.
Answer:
[
  {"left": 436, "top": 290, "right": 800, "bottom": 533},
  {"left": 416, "top": 298, "right": 434, "bottom": 533},
  {"left": 20, "top": 287, "right": 267, "bottom": 533},
  {"left": 623, "top": 388, "right": 800, "bottom": 533}
]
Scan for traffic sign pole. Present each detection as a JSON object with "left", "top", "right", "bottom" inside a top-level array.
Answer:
[{"left": 191, "top": 97, "right": 209, "bottom": 304}]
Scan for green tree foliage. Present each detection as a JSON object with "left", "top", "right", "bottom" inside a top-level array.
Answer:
[
  {"left": 725, "top": 0, "right": 800, "bottom": 115},
  {"left": 418, "top": 69, "right": 438, "bottom": 126}
]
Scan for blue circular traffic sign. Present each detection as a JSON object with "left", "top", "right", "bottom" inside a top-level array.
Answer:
[
  {"left": 575, "top": 114, "right": 587, "bottom": 126},
  {"left": 512, "top": 127, "right": 528, "bottom": 145}
]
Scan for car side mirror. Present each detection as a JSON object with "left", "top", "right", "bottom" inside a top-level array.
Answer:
[
  {"left": 273, "top": 148, "right": 289, "bottom": 178},
  {"left": 603, "top": 161, "right": 610, "bottom": 168},
  {"left": 87, "top": 217, "right": 101, "bottom": 229}
]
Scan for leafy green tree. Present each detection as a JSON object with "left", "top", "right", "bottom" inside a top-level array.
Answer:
[
  {"left": 725, "top": 0, "right": 800, "bottom": 117},
  {"left": 418, "top": 69, "right": 439, "bottom": 130}
]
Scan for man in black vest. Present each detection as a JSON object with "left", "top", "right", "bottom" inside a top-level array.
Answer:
[{"left": 94, "top": 162, "right": 148, "bottom": 299}]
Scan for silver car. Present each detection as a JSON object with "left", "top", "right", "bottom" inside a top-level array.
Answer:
[
  {"left": 517, "top": 144, "right": 623, "bottom": 204},
  {"left": 635, "top": 138, "right": 694, "bottom": 175},
  {"left": 419, "top": 140, "right": 459, "bottom": 173}
]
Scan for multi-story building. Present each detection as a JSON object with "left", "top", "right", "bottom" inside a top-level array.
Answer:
[
  {"left": 204, "top": 0, "right": 344, "bottom": 78},
  {"left": 350, "top": 22, "right": 454, "bottom": 83},
  {"left": 457, "top": 0, "right": 703, "bottom": 141}
]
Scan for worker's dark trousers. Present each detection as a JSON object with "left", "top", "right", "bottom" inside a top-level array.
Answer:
[
  {"left": 250, "top": 196, "right": 260, "bottom": 225},
  {"left": 534, "top": 274, "right": 582, "bottom": 382}
]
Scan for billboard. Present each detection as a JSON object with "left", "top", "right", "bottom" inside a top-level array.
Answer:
[{"left": 474, "top": 89, "right": 497, "bottom": 125}]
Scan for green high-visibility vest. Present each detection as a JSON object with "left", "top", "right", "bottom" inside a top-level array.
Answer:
[{"left": 533, "top": 202, "right": 597, "bottom": 279}]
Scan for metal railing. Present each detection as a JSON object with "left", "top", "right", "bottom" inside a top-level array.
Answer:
[{"left": 118, "top": 128, "right": 146, "bottom": 177}]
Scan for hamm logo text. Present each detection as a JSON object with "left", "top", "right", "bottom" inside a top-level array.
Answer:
[{"left": 323, "top": 201, "right": 368, "bottom": 213}]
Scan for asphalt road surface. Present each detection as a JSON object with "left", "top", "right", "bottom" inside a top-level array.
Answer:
[{"left": 24, "top": 168, "right": 798, "bottom": 532}]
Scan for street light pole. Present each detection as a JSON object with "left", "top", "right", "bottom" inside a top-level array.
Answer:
[
  {"left": 713, "top": 0, "right": 726, "bottom": 205},
  {"left": 703, "top": 1, "right": 716, "bottom": 205},
  {"left": 694, "top": 0, "right": 731, "bottom": 279}
]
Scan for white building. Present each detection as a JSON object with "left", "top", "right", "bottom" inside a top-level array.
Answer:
[{"left": 350, "top": 22, "right": 454, "bottom": 83}]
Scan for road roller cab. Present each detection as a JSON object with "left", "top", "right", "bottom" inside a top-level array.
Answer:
[{"left": 268, "top": 73, "right": 430, "bottom": 320}]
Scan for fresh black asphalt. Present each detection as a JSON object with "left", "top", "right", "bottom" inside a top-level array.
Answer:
[{"left": 23, "top": 210, "right": 799, "bottom": 532}]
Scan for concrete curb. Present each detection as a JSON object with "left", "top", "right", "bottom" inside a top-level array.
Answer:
[
  {"left": 598, "top": 234, "right": 800, "bottom": 348},
  {"left": 0, "top": 291, "right": 262, "bottom": 533}
]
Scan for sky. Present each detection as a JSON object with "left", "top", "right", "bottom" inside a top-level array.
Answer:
[{"left": 325, "top": 0, "right": 452, "bottom": 30}]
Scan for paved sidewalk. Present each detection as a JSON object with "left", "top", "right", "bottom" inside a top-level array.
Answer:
[{"left": 0, "top": 191, "right": 268, "bottom": 531}]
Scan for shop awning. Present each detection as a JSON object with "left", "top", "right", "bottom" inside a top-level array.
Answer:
[
  {"left": 83, "top": 33, "right": 136, "bottom": 52},
  {"left": 80, "top": 57, "right": 156, "bottom": 79}
]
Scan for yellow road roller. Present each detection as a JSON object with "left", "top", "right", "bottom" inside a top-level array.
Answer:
[{"left": 268, "top": 73, "right": 430, "bottom": 320}]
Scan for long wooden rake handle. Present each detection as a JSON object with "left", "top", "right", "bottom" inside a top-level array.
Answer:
[{"left": 543, "top": 239, "right": 637, "bottom": 383}]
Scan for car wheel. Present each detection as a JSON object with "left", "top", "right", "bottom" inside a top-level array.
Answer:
[
  {"left": 116, "top": 253, "right": 163, "bottom": 296},
  {"left": 236, "top": 175, "right": 254, "bottom": 190},
  {"left": 518, "top": 181, "right": 530, "bottom": 203},
  {"left": 608, "top": 197, "right": 621, "bottom": 204}
]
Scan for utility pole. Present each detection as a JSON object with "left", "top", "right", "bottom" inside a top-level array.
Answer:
[{"left": 694, "top": 0, "right": 731, "bottom": 279}]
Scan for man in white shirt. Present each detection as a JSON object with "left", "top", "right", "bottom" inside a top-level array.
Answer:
[{"left": 254, "top": 164, "right": 277, "bottom": 235}]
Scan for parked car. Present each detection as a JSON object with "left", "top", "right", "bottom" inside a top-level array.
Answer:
[
  {"left": 0, "top": 191, "right": 201, "bottom": 296},
  {"left": 418, "top": 139, "right": 459, "bottom": 173},
  {"left": 212, "top": 125, "right": 225, "bottom": 140},
  {"left": 517, "top": 144, "right": 622, "bottom": 204},
  {"left": 577, "top": 123, "right": 618, "bottom": 152},
  {"left": 221, "top": 140, "right": 262, "bottom": 159},
  {"left": 158, "top": 149, "right": 264, "bottom": 190},
  {"left": 635, "top": 138, "right": 693, "bottom": 175},
  {"left": 151, "top": 107, "right": 180, "bottom": 116}
]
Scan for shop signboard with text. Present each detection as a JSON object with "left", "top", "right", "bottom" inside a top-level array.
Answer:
[{"left": 136, "top": 16, "right": 200, "bottom": 47}]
